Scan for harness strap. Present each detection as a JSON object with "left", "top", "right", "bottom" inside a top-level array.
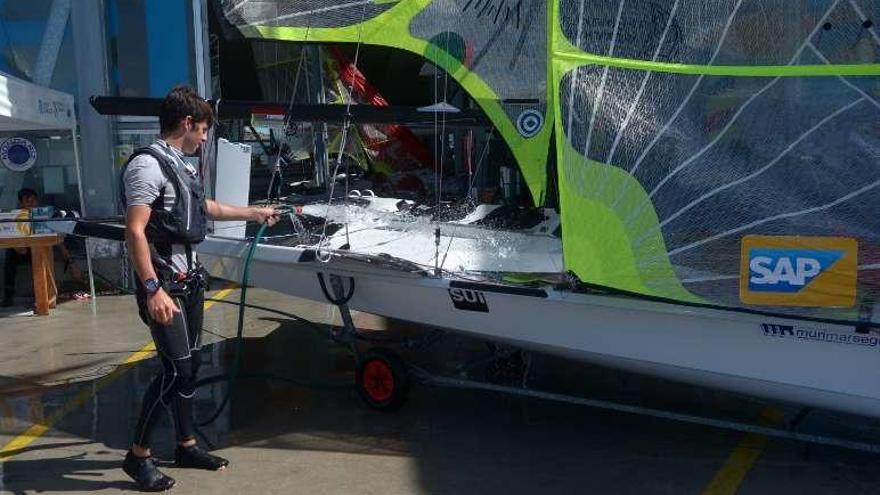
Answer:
[{"left": 185, "top": 244, "right": 194, "bottom": 273}]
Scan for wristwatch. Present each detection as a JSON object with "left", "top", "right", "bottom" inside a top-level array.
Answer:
[{"left": 143, "top": 278, "right": 161, "bottom": 296}]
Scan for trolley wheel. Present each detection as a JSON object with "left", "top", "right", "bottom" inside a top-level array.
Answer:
[{"left": 356, "top": 349, "right": 410, "bottom": 412}]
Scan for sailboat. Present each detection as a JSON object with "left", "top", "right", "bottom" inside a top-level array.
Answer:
[{"left": 98, "top": 0, "right": 880, "bottom": 419}]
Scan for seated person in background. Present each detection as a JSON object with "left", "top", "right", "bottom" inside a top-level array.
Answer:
[{"left": 2, "top": 188, "right": 82, "bottom": 307}]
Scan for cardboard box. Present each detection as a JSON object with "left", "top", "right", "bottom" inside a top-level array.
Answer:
[
  {"left": 0, "top": 209, "right": 30, "bottom": 237},
  {"left": 30, "top": 206, "right": 55, "bottom": 235},
  {"left": 0, "top": 207, "right": 55, "bottom": 237}
]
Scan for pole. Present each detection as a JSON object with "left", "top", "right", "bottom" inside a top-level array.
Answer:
[{"left": 71, "top": 125, "right": 97, "bottom": 315}]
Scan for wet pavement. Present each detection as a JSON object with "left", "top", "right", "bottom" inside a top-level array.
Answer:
[{"left": 2, "top": 289, "right": 880, "bottom": 494}]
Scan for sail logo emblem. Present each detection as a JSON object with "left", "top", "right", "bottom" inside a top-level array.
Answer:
[
  {"left": 516, "top": 110, "right": 543, "bottom": 138},
  {"left": 740, "top": 236, "right": 856, "bottom": 308},
  {"left": 448, "top": 288, "right": 489, "bottom": 312}
]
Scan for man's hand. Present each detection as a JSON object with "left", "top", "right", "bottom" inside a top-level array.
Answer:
[
  {"left": 250, "top": 207, "right": 280, "bottom": 227},
  {"left": 147, "top": 288, "right": 180, "bottom": 325}
]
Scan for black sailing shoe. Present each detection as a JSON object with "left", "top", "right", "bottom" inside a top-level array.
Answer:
[
  {"left": 174, "top": 444, "right": 229, "bottom": 470},
  {"left": 122, "top": 451, "right": 176, "bottom": 492}
]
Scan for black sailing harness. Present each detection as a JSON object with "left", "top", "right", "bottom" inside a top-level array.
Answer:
[{"left": 120, "top": 144, "right": 209, "bottom": 292}]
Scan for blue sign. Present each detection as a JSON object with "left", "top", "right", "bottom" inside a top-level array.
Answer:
[
  {"left": 0, "top": 138, "right": 37, "bottom": 172},
  {"left": 740, "top": 235, "right": 857, "bottom": 307},
  {"left": 747, "top": 248, "right": 844, "bottom": 293}
]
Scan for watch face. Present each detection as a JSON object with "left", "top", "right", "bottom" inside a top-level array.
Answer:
[{"left": 145, "top": 279, "right": 160, "bottom": 293}]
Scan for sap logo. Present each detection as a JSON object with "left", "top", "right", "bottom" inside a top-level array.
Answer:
[
  {"left": 740, "top": 236, "right": 857, "bottom": 307},
  {"left": 448, "top": 288, "right": 489, "bottom": 312},
  {"left": 748, "top": 248, "right": 843, "bottom": 293}
]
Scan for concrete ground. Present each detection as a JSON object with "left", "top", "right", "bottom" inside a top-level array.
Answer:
[{"left": 2, "top": 287, "right": 880, "bottom": 494}]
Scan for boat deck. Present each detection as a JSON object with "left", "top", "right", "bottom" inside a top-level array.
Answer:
[{"left": 1, "top": 288, "right": 879, "bottom": 494}]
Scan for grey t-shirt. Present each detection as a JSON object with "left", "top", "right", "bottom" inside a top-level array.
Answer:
[{"left": 122, "top": 140, "right": 200, "bottom": 274}]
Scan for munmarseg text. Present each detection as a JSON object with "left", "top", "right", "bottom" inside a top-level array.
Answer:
[{"left": 794, "top": 328, "right": 878, "bottom": 347}]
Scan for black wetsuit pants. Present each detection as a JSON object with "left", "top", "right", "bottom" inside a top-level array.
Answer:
[{"left": 132, "top": 281, "right": 204, "bottom": 448}]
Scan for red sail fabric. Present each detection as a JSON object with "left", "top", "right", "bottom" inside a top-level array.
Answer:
[{"left": 327, "top": 46, "right": 433, "bottom": 171}]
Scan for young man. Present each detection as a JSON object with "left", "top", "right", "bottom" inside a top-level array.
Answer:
[{"left": 121, "top": 85, "right": 278, "bottom": 491}]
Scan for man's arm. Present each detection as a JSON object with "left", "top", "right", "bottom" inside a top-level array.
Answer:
[
  {"left": 125, "top": 205, "right": 179, "bottom": 324},
  {"left": 125, "top": 205, "right": 158, "bottom": 284},
  {"left": 205, "top": 199, "right": 279, "bottom": 225}
]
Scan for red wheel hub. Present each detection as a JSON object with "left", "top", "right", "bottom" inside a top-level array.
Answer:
[{"left": 362, "top": 360, "right": 395, "bottom": 402}]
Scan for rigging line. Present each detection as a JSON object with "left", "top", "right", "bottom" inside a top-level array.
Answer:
[
  {"left": 466, "top": 132, "right": 493, "bottom": 203},
  {"left": 361, "top": 213, "right": 426, "bottom": 238},
  {"left": 632, "top": 96, "right": 864, "bottom": 249},
  {"left": 848, "top": 0, "right": 880, "bottom": 47},
  {"left": 273, "top": 48, "right": 309, "bottom": 195},
  {"left": 339, "top": 224, "right": 422, "bottom": 250},
  {"left": 269, "top": 32, "right": 311, "bottom": 203},
  {"left": 282, "top": 50, "right": 309, "bottom": 131},
  {"left": 341, "top": 2, "right": 370, "bottom": 250},
  {"left": 432, "top": 58, "right": 439, "bottom": 207},
  {"left": 302, "top": 220, "right": 428, "bottom": 256},
  {"left": 442, "top": 134, "right": 493, "bottom": 272},
  {"left": 438, "top": 225, "right": 459, "bottom": 273},
  {"left": 605, "top": 0, "right": 682, "bottom": 166},
  {"left": 345, "top": 212, "right": 439, "bottom": 249},
  {"left": 438, "top": 32, "right": 452, "bottom": 207},
  {"left": 241, "top": 0, "right": 374, "bottom": 27},
  {"left": 315, "top": 5, "right": 368, "bottom": 261},
  {"left": 667, "top": 176, "right": 880, "bottom": 258},
  {"left": 630, "top": 0, "right": 840, "bottom": 182},
  {"left": 465, "top": 129, "right": 474, "bottom": 201},
  {"left": 430, "top": 38, "right": 453, "bottom": 275},
  {"left": 808, "top": 44, "right": 880, "bottom": 111},
  {"left": 582, "top": 0, "right": 626, "bottom": 167}
]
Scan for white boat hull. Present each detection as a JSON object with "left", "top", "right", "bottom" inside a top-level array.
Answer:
[{"left": 198, "top": 235, "right": 880, "bottom": 418}]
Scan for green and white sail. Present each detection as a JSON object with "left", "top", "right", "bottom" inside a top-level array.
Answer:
[
  {"left": 552, "top": 0, "right": 880, "bottom": 320},
  {"left": 223, "top": 0, "right": 880, "bottom": 322}
]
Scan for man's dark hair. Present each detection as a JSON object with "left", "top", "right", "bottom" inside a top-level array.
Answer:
[
  {"left": 17, "top": 188, "right": 38, "bottom": 202},
  {"left": 158, "top": 85, "right": 214, "bottom": 135}
]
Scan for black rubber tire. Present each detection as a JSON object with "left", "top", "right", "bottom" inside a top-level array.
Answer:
[{"left": 355, "top": 348, "right": 410, "bottom": 412}]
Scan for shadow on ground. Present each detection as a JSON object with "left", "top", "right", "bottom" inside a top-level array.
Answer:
[{"left": 4, "top": 310, "right": 880, "bottom": 494}]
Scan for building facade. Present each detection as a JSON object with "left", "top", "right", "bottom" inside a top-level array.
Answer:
[{"left": 0, "top": 0, "right": 211, "bottom": 216}]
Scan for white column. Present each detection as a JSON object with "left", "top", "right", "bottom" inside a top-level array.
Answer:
[{"left": 33, "top": 0, "right": 71, "bottom": 87}]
